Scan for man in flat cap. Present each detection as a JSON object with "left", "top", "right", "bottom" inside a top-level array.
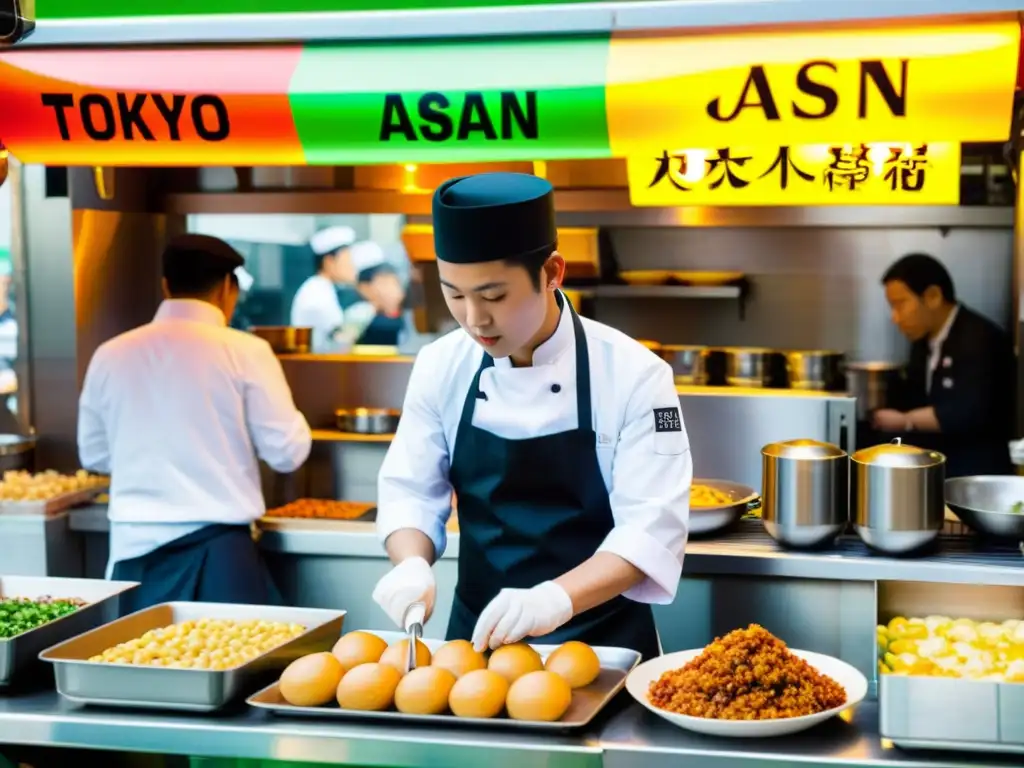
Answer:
[
  {"left": 372, "top": 173, "right": 692, "bottom": 659},
  {"left": 78, "top": 234, "right": 312, "bottom": 611}
]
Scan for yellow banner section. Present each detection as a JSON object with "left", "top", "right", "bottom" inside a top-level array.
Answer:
[
  {"left": 627, "top": 143, "right": 960, "bottom": 207},
  {"left": 607, "top": 22, "right": 1019, "bottom": 153}
]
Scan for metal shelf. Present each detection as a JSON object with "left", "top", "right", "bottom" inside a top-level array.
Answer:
[{"left": 581, "top": 285, "right": 742, "bottom": 300}]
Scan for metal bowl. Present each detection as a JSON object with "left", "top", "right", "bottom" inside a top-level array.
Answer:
[
  {"left": 945, "top": 475, "right": 1024, "bottom": 540},
  {"left": 335, "top": 408, "right": 401, "bottom": 435},
  {"left": 690, "top": 479, "right": 760, "bottom": 536}
]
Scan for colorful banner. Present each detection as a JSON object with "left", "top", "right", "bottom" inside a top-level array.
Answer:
[
  {"left": 627, "top": 143, "right": 961, "bottom": 206},
  {"left": 607, "top": 21, "right": 1020, "bottom": 152}
]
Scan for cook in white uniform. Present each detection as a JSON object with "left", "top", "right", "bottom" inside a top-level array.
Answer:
[
  {"left": 291, "top": 227, "right": 380, "bottom": 352},
  {"left": 372, "top": 172, "right": 691, "bottom": 658},
  {"left": 78, "top": 235, "right": 312, "bottom": 612}
]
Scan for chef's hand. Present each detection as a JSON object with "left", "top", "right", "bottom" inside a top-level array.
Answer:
[
  {"left": 372, "top": 556, "right": 436, "bottom": 629},
  {"left": 872, "top": 409, "right": 908, "bottom": 432},
  {"left": 471, "top": 581, "right": 574, "bottom": 652}
]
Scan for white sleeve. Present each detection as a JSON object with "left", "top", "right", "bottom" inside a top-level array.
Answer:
[
  {"left": 598, "top": 359, "right": 691, "bottom": 604},
  {"left": 243, "top": 342, "right": 313, "bottom": 473},
  {"left": 77, "top": 353, "right": 112, "bottom": 474},
  {"left": 291, "top": 284, "right": 344, "bottom": 353},
  {"left": 377, "top": 348, "right": 452, "bottom": 559}
]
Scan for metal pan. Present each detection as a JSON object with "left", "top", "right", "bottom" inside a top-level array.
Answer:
[
  {"left": 248, "top": 630, "right": 640, "bottom": 731},
  {"left": 1, "top": 576, "right": 138, "bottom": 687},
  {"left": 335, "top": 407, "right": 401, "bottom": 435},
  {"left": 690, "top": 479, "right": 760, "bottom": 536},
  {"left": 945, "top": 475, "right": 1024, "bottom": 540},
  {"left": 39, "top": 602, "right": 345, "bottom": 712}
]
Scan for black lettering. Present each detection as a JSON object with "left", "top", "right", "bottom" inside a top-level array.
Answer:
[
  {"left": 457, "top": 92, "right": 496, "bottom": 140},
  {"left": 793, "top": 60, "right": 838, "bottom": 119},
  {"left": 500, "top": 91, "right": 538, "bottom": 139},
  {"left": 380, "top": 94, "right": 417, "bottom": 141},
  {"left": 859, "top": 60, "right": 908, "bottom": 118},
  {"left": 152, "top": 94, "right": 186, "bottom": 140},
  {"left": 417, "top": 92, "right": 452, "bottom": 141},
  {"left": 191, "top": 94, "right": 230, "bottom": 141},
  {"left": 80, "top": 94, "right": 116, "bottom": 141},
  {"left": 115, "top": 93, "right": 155, "bottom": 141},
  {"left": 707, "top": 65, "right": 780, "bottom": 122},
  {"left": 40, "top": 93, "right": 74, "bottom": 140}
]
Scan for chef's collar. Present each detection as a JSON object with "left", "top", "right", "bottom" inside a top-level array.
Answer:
[
  {"left": 491, "top": 291, "right": 572, "bottom": 369},
  {"left": 929, "top": 303, "right": 959, "bottom": 354},
  {"left": 154, "top": 299, "right": 227, "bottom": 327}
]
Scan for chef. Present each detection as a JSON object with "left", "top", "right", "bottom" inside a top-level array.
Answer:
[
  {"left": 372, "top": 172, "right": 691, "bottom": 659},
  {"left": 873, "top": 252, "right": 1015, "bottom": 477},
  {"left": 78, "top": 235, "right": 313, "bottom": 612}
]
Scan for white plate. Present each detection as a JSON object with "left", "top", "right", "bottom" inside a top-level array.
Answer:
[{"left": 625, "top": 648, "right": 868, "bottom": 738}]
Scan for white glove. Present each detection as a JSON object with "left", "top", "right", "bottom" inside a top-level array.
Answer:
[
  {"left": 372, "top": 556, "right": 436, "bottom": 629},
  {"left": 471, "top": 581, "right": 574, "bottom": 652}
]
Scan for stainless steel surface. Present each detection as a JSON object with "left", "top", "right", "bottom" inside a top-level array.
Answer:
[
  {"left": 0, "top": 576, "right": 136, "bottom": 686},
  {"left": 250, "top": 326, "right": 312, "bottom": 355},
  {"left": 250, "top": 631, "right": 641, "bottom": 731},
  {"left": 663, "top": 345, "right": 708, "bottom": 386},
  {"left": 18, "top": 2, "right": 1024, "bottom": 47},
  {"left": 40, "top": 602, "right": 345, "bottom": 712},
  {"left": 761, "top": 439, "right": 848, "bottom": 548},
  {"left": 845, "top": 362, "right": 903, "bottom": 421},
  {"left": 785, "top": 351, "right": 845, "bottom": 392},
  {"left": 336, "top": 407, "right": 401, "bottom": 435},
  {"left": 852, "top": 439, "right": 946, "bottom": 554},
  {"left": 0, "top": 690, "right": 601, "bottom": 768},
  {"left": 723, "top": 348, "right": 774, "bottom": 388},
  {"left": 945, "top": 476, "right": 1024, "bottom": 540},
  {"left": 0, "top": 434, "right": 34, "bottom": 473},
  {"left": 689, "top": 479, "right": 758, "bottom": 536}
]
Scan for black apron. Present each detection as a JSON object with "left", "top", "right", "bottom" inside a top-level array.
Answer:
[
  {"left": 445, "top": 298, "right": 661, "bottom": 661},
  {"left": 357, "top": 313, "right": 404, "bottom": 346},
  {"left": 111, "top": 524, "right": 282, "bottom": 614}
]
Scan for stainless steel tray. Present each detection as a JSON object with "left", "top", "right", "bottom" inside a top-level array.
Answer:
[
  {"left": 40, "top": 602, "right": 345, "bottom": 712},
  {"left": 0, "top": 485, "right": 108, "bottom": 517},
  {"left": 1, "top": 575, "right": 137, "bottom": 688},
  {"left": 248, "top": 630, "right": 641, "bottom": 731},
  {"left": 879, "top": 675, "right": 1024, "bottom": 754}
]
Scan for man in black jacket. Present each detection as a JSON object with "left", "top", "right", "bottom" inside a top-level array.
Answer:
[{"left": 873, "top": 253, "right": 1015, "bottom": 477}]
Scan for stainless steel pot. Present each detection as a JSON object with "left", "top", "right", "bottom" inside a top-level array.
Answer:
[
  {"left": 845, "top": 362, "right": 903, "bottom": 421},
  {"left": 852, "top": 438, "right": 945, "bottom": 554},
  {"left": 662, "top": 345, "right": 708, "bottom": 386},
  {"left": 785, "top": 350, "right": 846, "bottom": 392},
  {"left": 0, "top": 434, "right": 35, "bottom": 473},
  {"left": 761, "top": 439, "right": 849, "bottom": 547},
  {"left": 724, "top": 347, "right": 776, "bottom": 388},
  {"left": 250, "top": 326, "right": 313, "bottom": 355},
  {"left": 335, "top": 408, "right": 401, "bottom": 435}
]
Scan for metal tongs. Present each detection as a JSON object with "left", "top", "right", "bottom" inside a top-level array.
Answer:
[{"left": 403, "top": 601, "right": 426, "bottom": 673}]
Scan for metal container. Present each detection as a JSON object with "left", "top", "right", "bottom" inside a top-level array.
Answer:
[
  {"left": 945, "top": 475, "right": 1024, "bottom": 540},
  {"left": 1, "top": 576, "right": 137, "bottom": 687},
  {"left": 0, "top": 435, "right": 35, "bottom": 474},
  {"left": 249, "top": 630, "right": 640, "bottom": 731},
  {"left": 40, "top": 602, "right": 345, "bottom": 711},
  {"left": 785, "top": 351, "right": 846, "bottom": 392},
  {"left": 845, "top": 361, "right": 903, "bottom": 421},
  {"left": 761, "top": 439, "right": 848, "bottom": 548},
  {"left": 335, "top": 407, "right": 401, "bottom": 435},
  {"left": 689, "top": 479, "right": 759, "bottom": 536},
  {"left": 249, "top": 326, "right": 312, "bottom": 355},
  {"left": 724, "top": 347, "right": 776, "bottom": 388},
  {"left": 663, "top": 345, "right": 708, "bottom": 386},
  {"left": 852, "top": 438, "right": 945, "bottom": 554}
]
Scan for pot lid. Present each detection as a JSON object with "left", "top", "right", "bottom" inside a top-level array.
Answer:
[
  {"left": 761, "top": 438, "right": 846, "bottom": 460},
  {"left": 852, "top": 438, "right": 945, "bottom": 468}
]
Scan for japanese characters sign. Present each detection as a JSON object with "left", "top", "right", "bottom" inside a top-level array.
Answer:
[
  {"left": 607, "top": 21, "right": 1019, "bottom": 153},
  {"left": 626, "top": 143, "right": 960, "bottom": 207}
]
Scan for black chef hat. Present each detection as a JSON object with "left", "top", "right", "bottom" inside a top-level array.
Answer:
[
  {"left": 432, "top": 172, "right": 557, "bottom": 264},
  {"left": 162, "top": 234, "right": 245, "bottom": 295}
]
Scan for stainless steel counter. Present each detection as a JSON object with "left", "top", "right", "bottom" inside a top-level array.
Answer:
[{"left": 0, "top": 690, "right": 1016, "bottom": 768}]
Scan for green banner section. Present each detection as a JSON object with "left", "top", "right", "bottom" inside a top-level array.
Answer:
[
  {"left": 289, "top": 37, "right": 611, "bottom": 164},
  {"left": 37, "top": 0, "right": 634, "bottom": 20}
]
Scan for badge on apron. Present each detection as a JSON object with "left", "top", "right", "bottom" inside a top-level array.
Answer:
[
  {"left": 942, "top": 377, "right": 954, "bottom": 389},
  {"left": 942, "top": 356, "right": 952, "bottom": 369}
]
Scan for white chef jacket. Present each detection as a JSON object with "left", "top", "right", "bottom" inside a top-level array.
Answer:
[
  {"left": 290, "top": 275, "right": 345, "bottom": 353},
  {"left": 77, "top": 299, "right": 312, "bottom": 577},
  {"left": 377, "top": 301, "right": 692, "bottom": 604}
]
